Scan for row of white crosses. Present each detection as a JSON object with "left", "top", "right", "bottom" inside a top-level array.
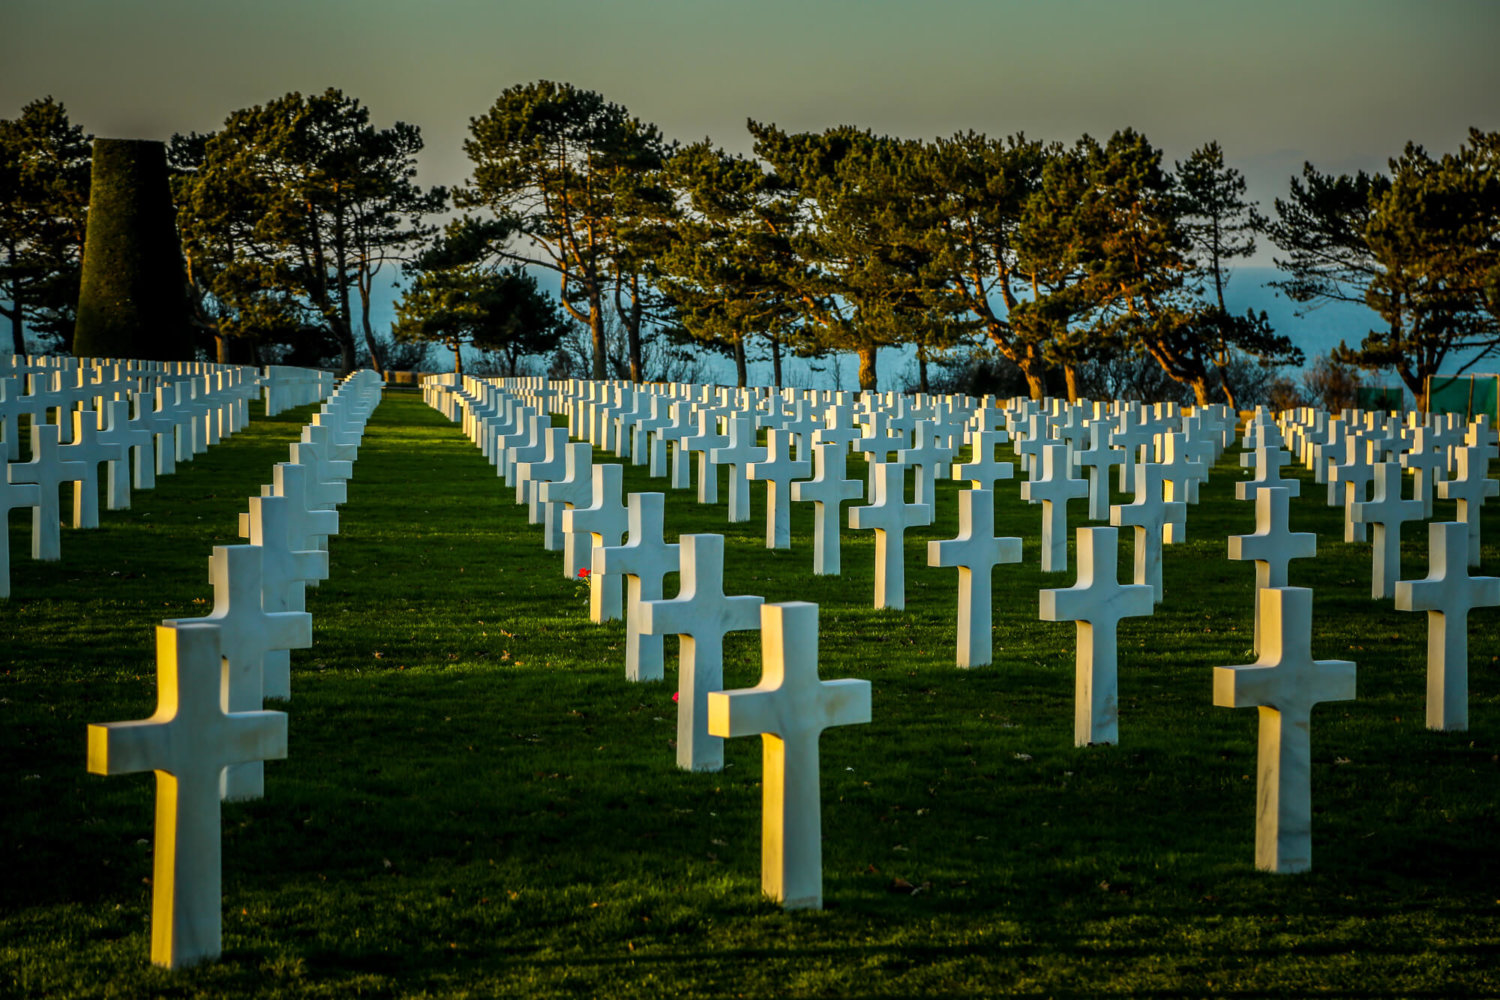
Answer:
[
  {"left": 0, "top": 359, "right": 320, "bottom": 597},
  {"left": 448, "top": 378, "right": 1234, "bottom": 721},
  {"left": 437, "top": 378, "right": 1497, "bottom": 884},
  {"left": 86, "top": 370, "right": 381, "bottom": 969},
  {"left": 430, "top": 377, "right": 873, "bottom": 912}
]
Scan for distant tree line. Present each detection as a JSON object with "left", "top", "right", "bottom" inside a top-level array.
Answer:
[{"left": 2, "top": 86, "right": 1496, "bottom": 407}]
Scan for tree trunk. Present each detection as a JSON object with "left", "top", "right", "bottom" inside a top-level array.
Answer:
[
  {"left": 1063, "top": 364, "right": 1080, "bottom": 403},
  {"left": 359, "top": 280, "right": 385, "bottom": 379},
  {"left": 5, "top": 240, "right": 23, "bottom": 353},
  {"left": 1022, "top": 366, "right": 1047, "bottom": 401},
  {"left": 734, "top": 334, "right": 748, "bottom": 388},
  {"left": 589, "top": 291, "right": 607, "bottom": 380},
  {"left": 452, "top": 337, "right": 463, "bottom": 375},
  {"left": 626, "top": 273, "right": 643, "bottom": 383},
  {"left": 858, "top": 345, "right": 878, "bottom": 391},
  {"left": 770, "top": 335, "right": 783, "bottom": 388},
  {"left": 1217, "top": 369, "right": 1239, "bottom": 410},
  {"left": 1192, "top": 377, "right": 1213, "bottom": 408},
  {"left": 917, "top": 349, "right": 929, "bottom": 395},
  {"left": 215, "top": 333, "right": 231, "bottom": 364}
]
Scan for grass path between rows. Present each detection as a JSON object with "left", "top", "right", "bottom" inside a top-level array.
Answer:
[{"left": 2, "top": 389, "right": 1497, "bottom": 998}]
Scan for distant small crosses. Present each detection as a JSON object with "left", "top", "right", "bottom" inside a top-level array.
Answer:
[
  {"left": 1213, "top": 587, "right": 1355, "bottom": 874},
  {"left": 791, "top": 443, "right": 863, "bottom": 575},
  {"left": 1021, "top": 443, "right": 1089, "bottom": 573},
  {"left": 1039, "top": 526, "right": 1154, "bottom": 746},
  {"left": 165, "top": 546, "right": 311, "bottom": 801},
  {"left": 849, "top": 462, "right": 932, "bottom": 610},
  {"left": 746, "top": 428, "right": 810, "bottom": 549},
  {"left": 1228, "top": 487, "right": 1317, "bottom": 654},
  {"left": 928, "top": 489, "right": 1022, "bottom": 668},
  {"left": 595, "top": 493, "right": 680, "bottom": 683},
  {"left": 87, "top": 622, "right": 288, "bottom": 969},
  {"left": 707, "top": 602, "right": 871, "bottom": 910},
  {"left": 563, "top": 464, "right": 628, "bottom": 622},
  {"left": 1437, "top": 446, "right": 1497, "bottom": 568},
  {"left": 1394, "top": 522, "right": 1500, "bottom": 731},
  {"left": 1352, "top": 462, "right": 1425, "bottom": 599},
  {"left": 951, "top": 430, "right": 1015, "bottom": 491},
  {"left": 639, "top": 534, "right": 763, "bottom": 772}
]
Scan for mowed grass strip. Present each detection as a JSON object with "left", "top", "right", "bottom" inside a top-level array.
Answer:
[{"left": 2, "top": 390, "right": 1497, "bottom": 998}]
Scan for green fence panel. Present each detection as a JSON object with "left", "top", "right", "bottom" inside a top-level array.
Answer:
[
  {"left": 1428, "top": 375, "right": 1498, "bottom": 419},
  {"left": 1356, "top": 386, "right": 1404, "bottom": 411}
]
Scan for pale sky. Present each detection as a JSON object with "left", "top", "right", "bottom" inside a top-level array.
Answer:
[{"left": 5, "top": 0, "right": 1497, "bottom": 242}]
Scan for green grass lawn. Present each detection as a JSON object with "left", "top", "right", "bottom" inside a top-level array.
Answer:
[{"left": 2, "top": 390, "right": 1497, "bottom": 998}]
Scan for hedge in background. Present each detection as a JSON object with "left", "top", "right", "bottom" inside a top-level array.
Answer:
[{"left": 72, "top": 138, "right": 193, "bottom": 360}]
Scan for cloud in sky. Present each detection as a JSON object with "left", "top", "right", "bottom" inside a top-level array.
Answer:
[{"left": 4, "top": 0, "right": 1496, "bottom": 229}]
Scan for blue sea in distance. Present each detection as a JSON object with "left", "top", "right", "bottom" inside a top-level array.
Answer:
[{"left": 385, "top": 265, "right": 1497, "bottom": 394}]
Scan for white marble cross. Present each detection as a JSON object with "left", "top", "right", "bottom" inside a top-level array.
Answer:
[
  {"left": 95, "top": 398, "right": 152, "bottom": 509},
  {"left": 711, "top": 415, "right": 766, "bottom": 523},
  {"left": 1110, "top": 416, "right": 1154, "bottom": 493},
  {"left": 595, "top": 492, "right": 680, "bottom": 682},
  {"left": 952, "top": 430, "right": 1015, "bottom": 491},
  {"left": 270, "top": 462, "right": 339, "bottom": 556},
  {"left": 563, "top": 463, "right": 628, "bottom": 622},
  {"left": 1436, "top": 445, "right": 1497, "bottom": 568},
  {"left": 895, "top": 420, "right": 949, "bottom": 506},
  {"left": 165, "top": 546, "right": 311, "bottom": 801},
  {"left": 1015, "top": 413, "right": 1050, "bottom": 479},
  {"left": 1394, "top": 521, "right": 1500, "bottom": 731},
  {"left": 1236, "top": 443, "right": 1297, "bottom": 501},
  {"left": 1109, "top": 463, "right": 1186, "bottom": 603},
  {"left": 537, "top": 442, "right": 595, "bottom": 577},
  {"left": 7, "top": 423, "right": 85, "bottom": 561},
  {"left": 1228, "top": 486, "right": 1317, "bottom": 653},
  {"left": 1213, "top": 586, "right": 1356, "bottom": 874},
  {"left": 639, "top": 534, "right": 763, "bottom": 772},
  {"left": 681, "top": 409, "right": 728, "bottom": 504},
  {"left": 746, "top": 428, "right": 810, "bottom": 549},
  {"left": 244, "top": 495, "right": 327, "bottom": 700},
  {"left": 1330, "top": 437, "right": 1375, "bottom": 542},
  {"left": 1039, "top": 526, "right": 1155, "bottom": 746},
  {"left": 515, "top": 426, "right": 569, "bottom": 540},
  {"left": 1156, "top": 432, "right": 1206, "bottom": 542},
  {"left": 0, "top": 476, "right": 40, "bottom": 598},
  {"left": 87, "top": 622, "right": 288, "bottom": 968},
  {"left": 1021, "top": 443, "right": 1089, "bottom": 573},
  {"left": 706, "top": 601, "right": 871, "bottom": 910},
  {"left": 1352, "top": 461, "right": 1425, "bottom": 599},
  {"left": 61, "top": 410, "right": 124, "bottom": 529},
  {"left": 1073, "top": 422, "right": 1124, "bottom": 521},
  {"left": 849, "top": 462, "right": 932, "bottom": 610},
  {"left": 927, "top": 488, "right": 1022, "bottom": 667},
  {"left": 791, "top": 442, "right": 863, "bottom": 575},
  {"left": 1400, "top": 426, "right": 1444, "bottom": 518}
]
